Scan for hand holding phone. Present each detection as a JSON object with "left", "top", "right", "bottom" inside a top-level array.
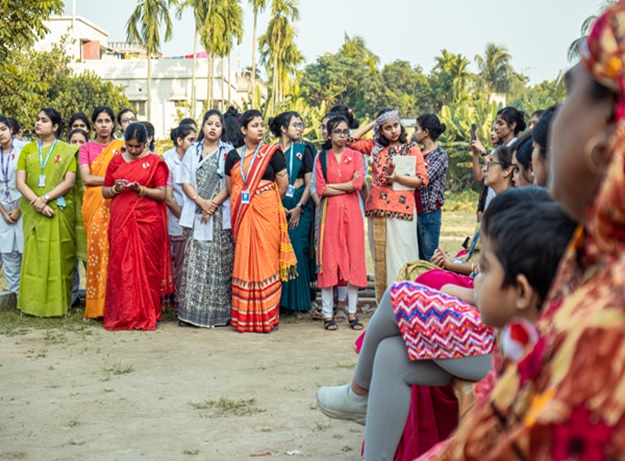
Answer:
[{"left": 470, "top": 123, "right": 477, "bottom": 142}]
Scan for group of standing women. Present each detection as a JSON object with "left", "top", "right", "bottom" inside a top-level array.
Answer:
[{"left": 1, "top": 102, "right": 451, "bottom": 336}]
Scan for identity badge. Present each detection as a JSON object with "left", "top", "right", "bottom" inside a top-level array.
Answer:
[
  {"left": 38, "top": 175, "right": 46, "bottom": 187},
  {"left": 241, "top": 190, "right": 250, "bottom": 204},
  {"left": 286, "top": 184, "right": 295, "bottom": 198}
]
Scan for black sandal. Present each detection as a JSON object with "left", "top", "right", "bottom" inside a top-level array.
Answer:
[
  {"left": 349, "top": 317, "right": 364, "bottom": 331},
  {"left": 324, "top": 319, "right": 338, "bottom": 331}
]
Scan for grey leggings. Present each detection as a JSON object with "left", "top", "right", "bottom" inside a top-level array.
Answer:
[{"left": 354, "top": 288, "right": 492, "bottom": 461}]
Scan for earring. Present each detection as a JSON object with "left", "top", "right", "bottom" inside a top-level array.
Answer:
[{"left": 584, "top": 133, "right": 606, "bottom": 174}]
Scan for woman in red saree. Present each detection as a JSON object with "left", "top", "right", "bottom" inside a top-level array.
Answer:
[
  {"left": 225, "top": 110, "right": 297, "bottom": 333},
  {"left": 102, "top": 123, "right": 173, "bottom": 331}
]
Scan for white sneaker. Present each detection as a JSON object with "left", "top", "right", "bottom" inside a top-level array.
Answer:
[{"left": 316, "top": 383, "right": 367, "bottom": 426}]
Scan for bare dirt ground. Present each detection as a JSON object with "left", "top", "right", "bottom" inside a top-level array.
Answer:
[{"left": 0, "top": 317, "right": 368, "bottom": 461}]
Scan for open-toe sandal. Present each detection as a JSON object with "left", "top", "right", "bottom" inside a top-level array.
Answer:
[
  {"left": 324, "top": 319, "right": 338, "bottom": 331},
  {"left": 334, "top": 308, "right": 347, "bottom": 322},
  {"left": 349, "top": 317, "right": 364, "bottom": 330}
]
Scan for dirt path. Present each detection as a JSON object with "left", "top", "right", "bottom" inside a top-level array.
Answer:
[{"left": 0, "top": 319, "right": 367, "bottom": 461}]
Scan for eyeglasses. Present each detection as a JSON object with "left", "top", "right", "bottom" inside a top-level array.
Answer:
[
  {"left": 485, "top": 161, "right": 504, "bottom": 171},
  {"left": 332, "top": 130, "right": 349, "bottom": 137},
  {"left": 121, "top": 116, "right": 136, "bottom": 124},
  {"left": 290, "top": 123, "right": 304, "bottom": 129}
]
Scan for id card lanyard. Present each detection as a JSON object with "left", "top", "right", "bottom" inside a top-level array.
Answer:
[
  {"left": 0, "top": 142, "right": 13, "bottom": 199},
  {"left": 284, "top": 143, "right": 295, "bottom": 198},
  {"left": 240, "top": 144, "right": 261, "bottom": 204},
  {"left": 37, "top": 138, "right": 57, "bottom": 188}
]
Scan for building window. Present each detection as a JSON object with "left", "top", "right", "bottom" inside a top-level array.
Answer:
[{"left": 129, "top": 101, "right": 147, "bottom": 118}]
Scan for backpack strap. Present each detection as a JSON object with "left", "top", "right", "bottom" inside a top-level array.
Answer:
[{"left": 320, "top": 149, "right": 328, "bottom": 183}]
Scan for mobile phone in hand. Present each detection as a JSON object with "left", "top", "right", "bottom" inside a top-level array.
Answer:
[{"left": 470, "top": 123, "right": 477, "bottom": 142}]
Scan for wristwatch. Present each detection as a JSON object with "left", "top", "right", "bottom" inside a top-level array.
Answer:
[
  {"left": 297, "top": 202, "right": 305, "bottom": 209},
  {"left": 43, "top": 194, "right": 50, "bottom": 202}
]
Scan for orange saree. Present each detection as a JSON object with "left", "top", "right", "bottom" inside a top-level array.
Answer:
[
  {"left": 230, "top": 144, "right": 297, "bottom": 333},
  {"left": 81, "top": 140, "right": 123, "bottom": 318}
]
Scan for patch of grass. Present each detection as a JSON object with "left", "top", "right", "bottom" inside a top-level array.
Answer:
[
  {"left": 188, "top": 397, "right": 265, "bottom": 417},
  {"left": 103, "top": 388, "right": 115, "bottom": 393},
  {"left": 341, "top": 445, "right": 353, "bottom": 452},
  {"left": 309, "top": 403, "right": 318, "bottom": 410},
  {"left": 0, "top": 303, "right": 96, "bottom": 336},
  {"left": 103, "top": 362, "right": 134, "bottom": 375},
  {"left": 313, "top": 421, "right": 331, "bottom": 432},
  {"left": 68, "top": 439, "right": 86, "bottom": 446},
  {"left": 335, "top": 362, "right": 355, "bottom": 370},
  {"left": 183, "top": 449, "right": 200, "bottom": 456},
  {"left": 67, "top": 417, "right": 80, "bottom": 427}
]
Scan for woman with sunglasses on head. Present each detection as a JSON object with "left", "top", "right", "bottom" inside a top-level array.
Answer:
[
  {"left": 225, "top": 110, "right": 297, "bottom": 333},
  {"left": 348, "top": 109, "right": 428, "bottom": 303},
  {"left": 177, "top": 110, "right": 234, "bottom": 329},
  {"left": 315, "top": 115, "right": 367, "bottom": 331},
  {"left": 79, "top": 106, "right": 122, "bottom": 320},
  {"left": 101, "top": 123, "right": 173, "bottom": 331},
  {"left": 269, "top": 111, "right": 314, "bottom": 315},
  {"left": 16, "top": 108, "right": 78, "bottom": 317}
]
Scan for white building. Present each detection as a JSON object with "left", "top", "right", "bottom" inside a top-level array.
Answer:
[{"left": 35, "top": 15, "right": 252, "bottom": 138}]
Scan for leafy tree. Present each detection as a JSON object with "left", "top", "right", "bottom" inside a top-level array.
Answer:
[
  {"left": 218, "top": 0, "right": 244, "bottom": 106},
  {"left": 438, "top": 99, "right": 500, "bottom": 192},
  {"left": 126, "top": 0, "right": 178, "bottom": 121},
  {"left": 0, "top": 42, "right": 130, "bottom": 137},
  {"left": 0, "top": 1, "right": 63, "bottom": 61}
]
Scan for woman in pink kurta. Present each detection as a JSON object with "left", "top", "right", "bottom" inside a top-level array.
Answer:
[{"left": 315, "top": 116, "right": 367, "bottom": 331}]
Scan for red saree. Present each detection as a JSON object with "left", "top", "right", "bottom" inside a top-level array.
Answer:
[{"left": 103, "top": 153, "right": 173, "bottom": 331}]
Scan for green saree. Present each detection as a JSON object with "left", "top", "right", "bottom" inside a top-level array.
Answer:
[{"left": 17, "top": 141, "right": 78, "bottom": 317}]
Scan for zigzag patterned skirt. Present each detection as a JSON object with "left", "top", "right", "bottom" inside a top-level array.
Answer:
[{"left": 390, "top": 281, "right": 495, "bottom": 361}]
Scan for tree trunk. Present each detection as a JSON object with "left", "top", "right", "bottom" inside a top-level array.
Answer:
[
  {"left": 191, "top": 30, "right": 198, "bottom": 119},
  {"left": 228, "top": 53, "right": 232, "bottom": 105},
  {"left": 147, "top": 53, "right": 152, "bottom": 122},
  {"left": 251, "top": 12, "right": 258, "bottom": 97},
  {"left": 207, "top": 52, "right": 213, "bottom": 109},
  {"left": 221, "top": 56, "right": 225, "bottom": 110}
]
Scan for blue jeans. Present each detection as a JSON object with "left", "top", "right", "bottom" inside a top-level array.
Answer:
[{"left": 417, "top": 208, "right": 442, "bottom": 262}]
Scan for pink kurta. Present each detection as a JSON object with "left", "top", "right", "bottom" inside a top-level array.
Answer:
[{"left": 315, "top": 148, "right": 367, "bottom": 288}]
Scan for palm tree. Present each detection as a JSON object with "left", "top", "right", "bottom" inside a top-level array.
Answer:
[
  {"left": 217, "top": 0, "right": 243, "bottom": 108},
  {"left": 258, "top": 0, "right": 303, "bottom": 113},
  {"left": 177, "top": 0, "right": 210, "bottom": 118},
  {"left": 475, "top": 43, "right": 514, "bottom": 103},
  {"left": 248, "top": 0, "right": 268, "bottom": 96},
  {"left": 432, "top": 50, "right": 472, "bottom": 105},
  {"left": 126, "top": 0, "right": 178, "bottom": 122},
  {"left": 568, "top": 1, "right": 616, "bottom": 61},
  {"left": 340, "top": 34, "right": 379, "bottom": 72}
]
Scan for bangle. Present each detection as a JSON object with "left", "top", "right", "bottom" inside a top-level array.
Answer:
[
  {"left": 138, "top": 186, "right": 146, "bottom": 197},
  {"left": 111, "top": 185, "right": 119, "bottom": 195},
  {"left": 192, "top": 193, "right": 199, "bottom": 202}
]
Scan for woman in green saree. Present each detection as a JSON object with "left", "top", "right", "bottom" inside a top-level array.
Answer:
[{"left": 16, "top": 108, "right": 78, "bottom": 317}]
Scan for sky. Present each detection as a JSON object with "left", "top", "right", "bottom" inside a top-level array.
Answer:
[{"left": 64, "top": 0, "right": 602, "bottom": 85}]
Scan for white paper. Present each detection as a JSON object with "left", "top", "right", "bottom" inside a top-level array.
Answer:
[
  {"left": 193, "top": 214, "right": 213, "bottom": 241},
  {"left": 392, "top": 156, "right": 417, "bottom": 191}
]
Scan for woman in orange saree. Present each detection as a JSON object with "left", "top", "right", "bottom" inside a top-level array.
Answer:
[
  {"left": 225, "top": 110, "right": 297, "bottom": 333},
  {"left": 102, "top": 123, "right": 173, "bottom": 331},
  {"left": 79, "top": 106, "right": 120, "bottom": 319}
]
